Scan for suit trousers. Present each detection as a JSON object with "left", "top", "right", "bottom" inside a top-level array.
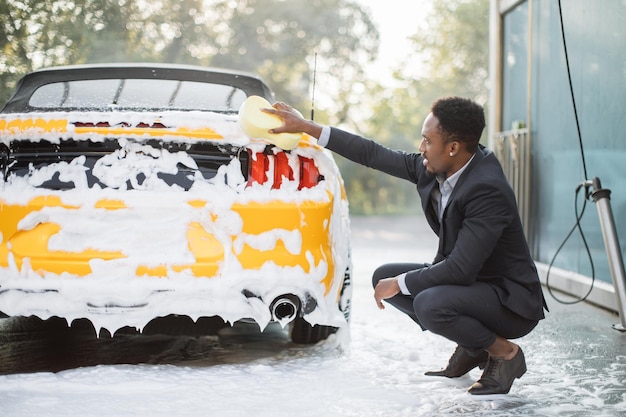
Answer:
[{"left": 372, "top": 263, "right": 539, "bottom": 355}]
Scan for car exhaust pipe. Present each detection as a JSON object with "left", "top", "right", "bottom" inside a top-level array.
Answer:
[{"left": 270, "top": 295, "right": 300, "bottom": 324}]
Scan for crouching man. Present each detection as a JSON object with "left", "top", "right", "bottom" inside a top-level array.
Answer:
[{"left": 265, "top": 96, "right": 548, "bottom": 395}]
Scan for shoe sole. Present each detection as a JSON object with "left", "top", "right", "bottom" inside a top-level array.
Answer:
[{"left": 468, "top": 359, "right": 527, "bottom": 395}]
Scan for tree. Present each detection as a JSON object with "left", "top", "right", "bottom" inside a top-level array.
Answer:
[
  {"left": 207, "top": 0, "right": 379, "bottom": 121},
  {"left": 405, "top": 0, "right": 490, "bottom": 103},
  {"left": 0, "top": 0, "right": 139, "bottom": 103},
  {"left": 0, "top": 0, "right": 379, "bottom": 118},
  {"left": 0, "top": 0, "right": 90, "bottom": 100},
  {"left": 337, "top": 0, "right": 490, "bottom": 214}
]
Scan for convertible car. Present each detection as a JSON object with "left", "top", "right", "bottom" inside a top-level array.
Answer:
[{"left": 0, "top": 63, "right": 351, "bottom": 344}]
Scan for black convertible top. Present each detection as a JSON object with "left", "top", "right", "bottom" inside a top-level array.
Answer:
[{"left": 1, "top": 63, "right": 274, "bottom": 113}]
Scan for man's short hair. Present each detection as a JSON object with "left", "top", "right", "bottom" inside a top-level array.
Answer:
[{"left": 430, "top": 97, "right": 485, "bottom": 153}]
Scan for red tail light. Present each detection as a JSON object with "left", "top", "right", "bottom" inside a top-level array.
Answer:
[
  {"left": 73, "top": 121, "right": 167, "bottom": 128},
  {"left": 247, "top": 152, "right": 269, "bottom": 187},
  {"left": 73, "top": 121, "right": 112, "bottom": 127},
  {"left": 247, "top": 150, "right": 322, "bottom": 189},
  {"left": 273, "top": 151, "right": 294, "bottom": 188},
  {"left": 298, "top": 156, "right": 321, "bottom": 190}
]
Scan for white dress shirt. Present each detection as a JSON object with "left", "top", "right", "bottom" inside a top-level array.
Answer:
[{"left": 396, "top": 154, "right": 475, "bottom": 294}]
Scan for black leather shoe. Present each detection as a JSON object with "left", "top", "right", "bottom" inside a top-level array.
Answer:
[
  {"left": 425, "top": 346, "right": 489, "bottom": 378},
  {"left": 468, "top": 347, "right": 527, "bottom": 395}
]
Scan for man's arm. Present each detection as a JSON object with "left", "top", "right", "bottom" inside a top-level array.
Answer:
[{"left": 265, "top": 103, "right": 423, "bottom": 183}]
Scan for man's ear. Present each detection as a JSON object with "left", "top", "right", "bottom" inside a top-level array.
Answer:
[{"left": 448, "top": 141, "right": 460, "bottom": 157}]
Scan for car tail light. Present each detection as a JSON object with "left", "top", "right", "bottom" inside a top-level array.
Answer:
[
  {"left": 74, "top": 121, "right": 113, "bottom": 127},
  {"left": 247, "top": 150, "right": 322, "bottom": 189},
  {"left": 247, "top": 152, "right": 269, "bottom": 186},
  {"left": 298, "top": 157, "right": 320, "bottom": 190},
  {"left": 73, "top": 121, "right": 167, "bottom": 128},
  {"left": 273, "top": 151, "right": 294, "bottom": 188}
]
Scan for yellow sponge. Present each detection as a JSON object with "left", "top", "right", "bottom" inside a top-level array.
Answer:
[{"left": 238, "top": 96, "right": 303, "bottom": 150}]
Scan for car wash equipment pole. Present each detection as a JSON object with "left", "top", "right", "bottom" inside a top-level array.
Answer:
[{"left": 590, "top": 177, "right": 626, "bottom": 331}]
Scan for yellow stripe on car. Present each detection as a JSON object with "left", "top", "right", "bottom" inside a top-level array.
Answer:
[{"left": 0, "top": 117, "right": 225, "bottom": 141}]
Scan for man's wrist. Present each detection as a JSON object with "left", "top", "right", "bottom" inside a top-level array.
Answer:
[
  {"left": 396, "top": 272, "right": 410, "bottom": 295},
  {"left": 317, "top": 125, "right": 331, "bottom": 147}
]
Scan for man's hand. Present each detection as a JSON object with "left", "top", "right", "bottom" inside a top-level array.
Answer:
[
  {"left": 262, "top": 103, "right": 323, "bottom": 139},
  {"left": 374, "top": 277, "right": 401, "bottom": 310}
]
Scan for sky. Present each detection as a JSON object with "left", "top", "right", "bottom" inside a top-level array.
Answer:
[{"left": 354, "top": 0, "right": 431, "bottom": 84}]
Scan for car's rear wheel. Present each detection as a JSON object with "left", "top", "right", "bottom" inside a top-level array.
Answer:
[
  {"left": 290, "top": 318, "right": 337, "bottom": 344},
  {"left": 290, "top": 265, "right": 352, "bottom": 344}
]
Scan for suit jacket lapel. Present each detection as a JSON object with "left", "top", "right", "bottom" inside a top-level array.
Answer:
[
  {"left": 422, "top": 180, "right": 441, "bottom": 234},
  {"left": 443, "top": 146, "right": 487, "bottom": 213}
]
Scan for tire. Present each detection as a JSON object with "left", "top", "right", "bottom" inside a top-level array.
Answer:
[
  {"left": 290, "top": 266, "right": 352, "bottom": 344},
  {"left": 290, "top": 317, "right": 337, "bottom": 344}
]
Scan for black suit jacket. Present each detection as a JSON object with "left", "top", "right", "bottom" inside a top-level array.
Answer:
[{"left": 326, "top": 127, "right": 547, "bottom": 321}]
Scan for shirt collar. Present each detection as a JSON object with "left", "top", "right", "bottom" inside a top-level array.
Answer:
[{"left": 438, "top": 153, "right": 476, "bottom": 190}]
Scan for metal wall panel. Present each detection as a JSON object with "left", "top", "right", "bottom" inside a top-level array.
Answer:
[{"left": 500, "top": 0, "right": 626, "bottom": 284}]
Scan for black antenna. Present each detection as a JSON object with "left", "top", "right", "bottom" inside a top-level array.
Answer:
[{"left": 311, "top": 52, "right": 317, "bottom": 121}]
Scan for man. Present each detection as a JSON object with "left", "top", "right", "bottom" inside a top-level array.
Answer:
[{"left": 264, "top": 96, "right": 547, "bottom": 395}]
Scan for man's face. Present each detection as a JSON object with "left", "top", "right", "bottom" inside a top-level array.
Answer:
[{"left": 419, "top": 113, "right": 452, "bottom": 176}]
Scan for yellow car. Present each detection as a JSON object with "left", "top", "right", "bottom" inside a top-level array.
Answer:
[{"left": 0, "top": 63, "right": 351, "bottom": 344}]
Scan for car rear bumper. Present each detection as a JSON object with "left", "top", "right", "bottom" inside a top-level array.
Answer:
[{"left": 0, "top": 271, "right": 347, "bottom": 334}]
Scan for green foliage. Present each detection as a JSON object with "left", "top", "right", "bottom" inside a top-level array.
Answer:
[
  {"left": 0, "top": 0, "right": 138, "bottom": 100},
  {"left": 408, "top": 0, "right": 490, "bottom": 101},
  {"left": 0, "top": 0, "right": 378, "bottom": 117},
  {"left": 338, "top": 0, "right": 490, "bottom": 214},
  {"left": 207, "top": 0, "right": 379, "bottom": 119}
]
